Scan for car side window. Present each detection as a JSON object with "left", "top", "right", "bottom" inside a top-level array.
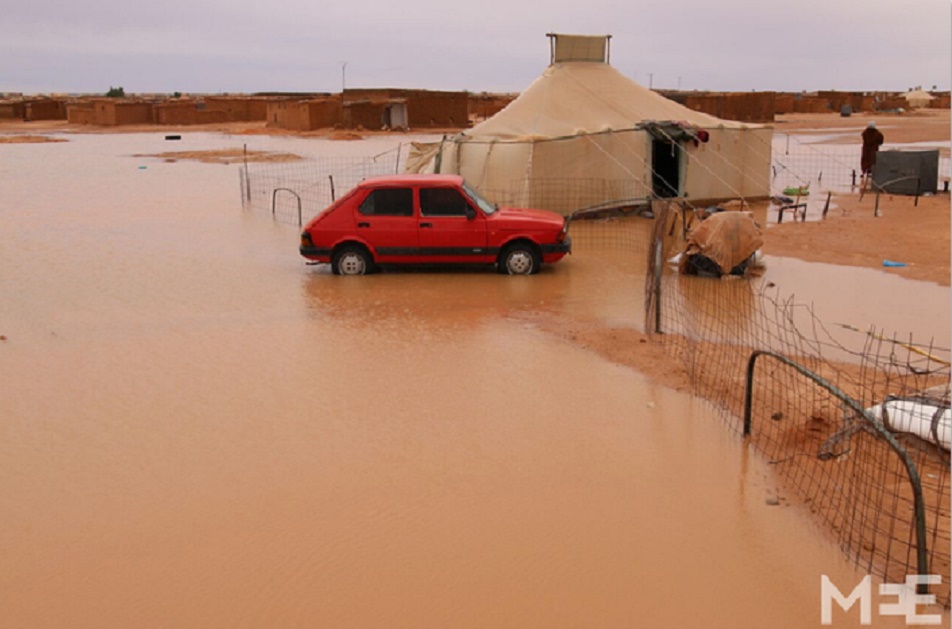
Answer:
[
  {"left": 359, "top": 188, "right": 413, "bottom": 216},
  {"left": 420, "top": 188, "right": 472, "bottom": 217}
]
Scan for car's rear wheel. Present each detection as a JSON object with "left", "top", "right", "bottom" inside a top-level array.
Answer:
[
  {"left": 332, "top": 245, "right": 374, "bottom": 275},
  {"left": 498, "top": 242, "right": 541, "bottom": 275}
]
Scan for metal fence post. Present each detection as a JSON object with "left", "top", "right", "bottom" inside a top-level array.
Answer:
[
  {"left": 271, "top": 188, "right": 303, "bottom": 226},
  {"left": 653, "top": 238, "right": 663, "bottom": 334},
  {"left": 743, "top": 350, "right": 930, "bottom": 593},
  {"left": 243, "top": 144, "right": 251, "bottom": 203}
]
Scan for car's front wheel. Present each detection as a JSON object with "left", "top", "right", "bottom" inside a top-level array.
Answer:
[
  {"left": 498, "top": 242, "right": 541, "bottom": 275},
  {"left": 332, "top": 245, "right": 374, "bottom": 275}
]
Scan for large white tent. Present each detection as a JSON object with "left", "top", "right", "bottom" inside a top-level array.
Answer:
[
  {"left": 407, "top": 34, "right": 773, "bottom": 215},
  {"left": 902, "top": 89, "right": 936, "bottom": 109}
]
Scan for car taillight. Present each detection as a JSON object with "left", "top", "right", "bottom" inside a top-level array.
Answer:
[
  {"left": 557, "top": 218, "right": 569, "bottom": 242},
  {"left": 300, "top": 231, "right": 314, "bottom": 248}
]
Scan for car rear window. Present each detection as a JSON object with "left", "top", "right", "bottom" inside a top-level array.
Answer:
[
  {"left": 359, "top": 188, "right": 413, "bottom": 216},
  {"left": 420, "top": 188, "right": 471, "bottom": 217}
]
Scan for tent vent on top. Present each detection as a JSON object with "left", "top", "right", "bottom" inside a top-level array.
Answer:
[{"left": 548, "top": 33, "right": 611, "bottom": 64}]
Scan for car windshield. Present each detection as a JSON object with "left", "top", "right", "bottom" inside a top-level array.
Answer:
[{"left": 462, "top": 182, "right": 497, "bottom": 215}]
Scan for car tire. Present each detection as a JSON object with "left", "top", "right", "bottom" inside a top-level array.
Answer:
[
  {"left": 332, "top": 245, "right": 374, "bottom": 276},
  {"left": 498, "top": 242, "right": 541, "bottom": 275}
]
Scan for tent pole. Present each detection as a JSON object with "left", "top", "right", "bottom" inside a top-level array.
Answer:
[{"left": 434, "top": 135, "right": 445, "bottom": 174}]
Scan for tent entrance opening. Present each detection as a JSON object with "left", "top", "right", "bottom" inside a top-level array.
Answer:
[{"left": 651, "top": 139, "right": 681, "bottom": 198}]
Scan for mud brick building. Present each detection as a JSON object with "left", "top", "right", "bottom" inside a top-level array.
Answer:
[
  {"left": 266, "top": 98, "right": 342, "bottom": 131},
  {"left": 25, "top": 99, "right": 68, "bottom": 121},
  {"left": 0, "top": 100, "right": 26, "bottom": 119},
  {"left": 154, "top": 100, "right": 228, "bottom": 125},
  {"left": 662, "top": 91, "right": 776, "bottom": 122},
  {"left": 343, "top": 88, "right": 468, "bottom": 128},
  {"left": 68, "top": 99, "right": 155, "bottom": 126},
  {"left": 204, "top": 97, "right": 269, "bottom": 122}
]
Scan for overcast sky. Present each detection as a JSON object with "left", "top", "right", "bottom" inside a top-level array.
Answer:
[{"left": 2, "top": 0, "right": 950, "bottom": 95}]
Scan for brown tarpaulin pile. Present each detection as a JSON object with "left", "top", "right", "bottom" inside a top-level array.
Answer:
[{"left": 680, "top": 211, "right": 763, "bottom": 275}]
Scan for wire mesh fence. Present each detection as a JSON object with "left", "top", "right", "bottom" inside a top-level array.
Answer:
[
  {"left": 647, "top": 202, "right": 951, "bottom": 605},
  {"left": 771, "top": 133, "right": 865, "bottom": 195},
  {"left": 482, "top": 177, "right": 652, "bottom": 216},
  {"left": 239, "top": 147, "right": 406, "bottom": 226},
  {"left": 238, "top": 129, "right": 950, "bottom": 227},
  {"left": 769, "top": 133, "right": 951, "bottom": 220}
]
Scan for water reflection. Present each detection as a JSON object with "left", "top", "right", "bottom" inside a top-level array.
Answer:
[
  {"left": 761, "top": 256, "right": 950, "bottom": 352},
  {"left": 674, "top": 272, "right": 757, "bottom": 340},
  {"left": 301, "top": 267, "right": 565, "bottom": 328}
]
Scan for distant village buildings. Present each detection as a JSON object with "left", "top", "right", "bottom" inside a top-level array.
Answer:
[
  {"left": 0, "top": 97, "right": 67, "bottom": 121},
  {"left": 1, "top": 88, "right": 948, "bottom": 129}
]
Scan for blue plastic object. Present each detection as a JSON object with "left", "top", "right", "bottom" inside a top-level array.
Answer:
[{"left": 882, "top": 260, "right": 907, "bottom": 267}]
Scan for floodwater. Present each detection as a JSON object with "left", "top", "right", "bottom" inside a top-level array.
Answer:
[
  {"left": 0, "top": 132, "right": 944, "bottom": 628},
  {"left": 760, "top": 257, "right": 950, "bottom": 350}
]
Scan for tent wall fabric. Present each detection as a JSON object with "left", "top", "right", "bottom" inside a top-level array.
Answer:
[{"left": 407, "top": 60, "right": 773, "bottom": 215}]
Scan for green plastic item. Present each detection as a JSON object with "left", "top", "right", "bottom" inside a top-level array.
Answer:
[{"left": 783, "top": 186, "right": 809, "bottom": 196}]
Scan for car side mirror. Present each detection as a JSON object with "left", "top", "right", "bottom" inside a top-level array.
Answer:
[{"left": 465, "top": 206, "right": 476, "bottom": 220}]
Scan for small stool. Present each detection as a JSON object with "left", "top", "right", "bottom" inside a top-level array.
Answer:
[
  {"left": 772, "top": 196, "right": 807, "bottom": 223},
  {"left": 777, "top": 203, "right": 807, "bottom": 223}
]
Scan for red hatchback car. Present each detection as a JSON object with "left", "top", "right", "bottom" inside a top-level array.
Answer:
[{"left": 299, "top": 174, "right": 572, "bottom": 275}]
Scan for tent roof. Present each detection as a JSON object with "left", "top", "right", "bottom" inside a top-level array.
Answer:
[
  {"left": 464, "top": 62, "right": 752, "bottom": 141},
  {"left": 903, "top": 89, "right": 935, "bottom": 100}
]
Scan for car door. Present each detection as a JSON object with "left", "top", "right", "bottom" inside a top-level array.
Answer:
[
  {"left": 355, "top": 187, "right": 418, "bottom": 262},
  {"left": 418, "top": 186, "right": 489, "bottom": 263}
]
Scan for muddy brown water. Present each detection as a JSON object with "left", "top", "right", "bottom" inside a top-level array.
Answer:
[{"left": 1, "top": 133, "right": 946, "bottom": 628}]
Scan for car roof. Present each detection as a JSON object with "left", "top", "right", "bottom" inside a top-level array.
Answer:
[{"left": 358, "top": 174, "right": 465, "bottom": 188}]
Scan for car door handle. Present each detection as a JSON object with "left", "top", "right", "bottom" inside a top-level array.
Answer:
[
  {"left": 420, "top": 222, "right": 432, "bottom": 228},
  {"left": 357, "top": 222, "right": 370, "bottom": 228}
]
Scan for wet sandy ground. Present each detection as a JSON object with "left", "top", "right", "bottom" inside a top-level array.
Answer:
[
  {"left": 775, "top": 109, "right": 950, "bottom": 149},
  {"left": 763, "top": 194, "right": 951, "bottom": 286},
  {"left": 1, "top": 133, "right": 946, "bottom": 627}
]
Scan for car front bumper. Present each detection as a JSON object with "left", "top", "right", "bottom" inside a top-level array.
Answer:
[{"left": 541, "top": 236, "right": 572, "bottom": 255}]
